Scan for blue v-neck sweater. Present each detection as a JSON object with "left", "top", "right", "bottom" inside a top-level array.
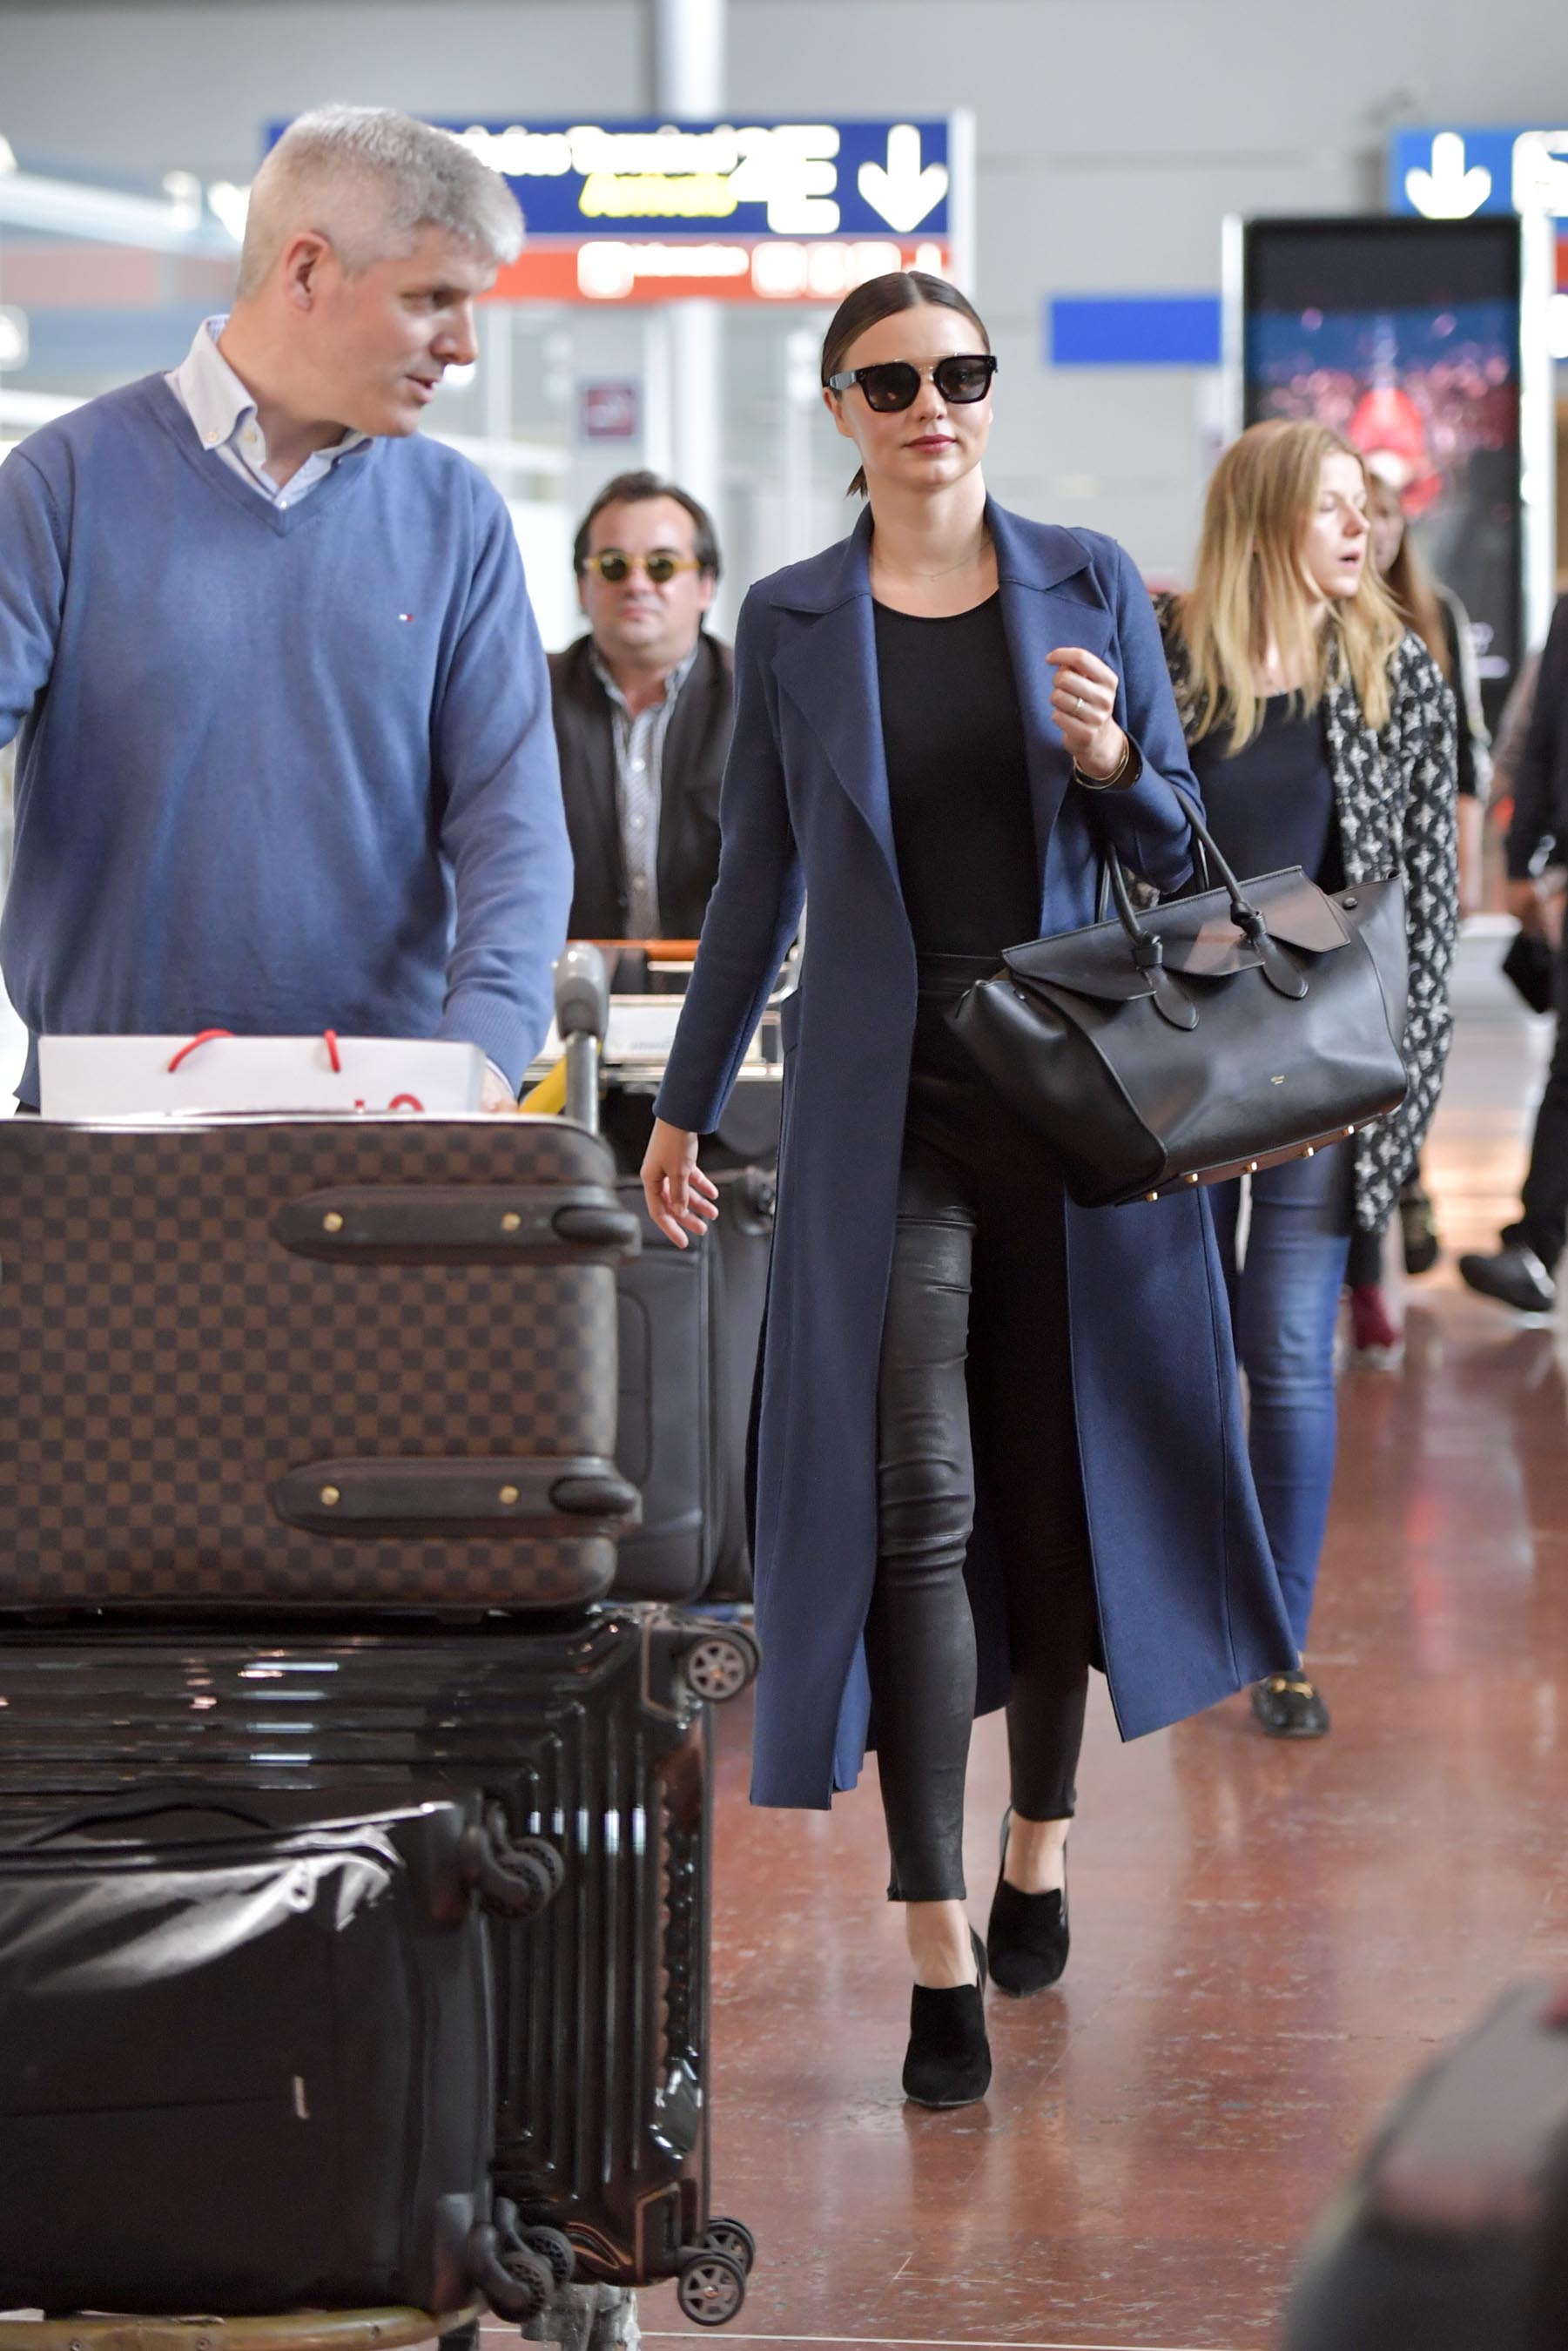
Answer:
[{"left": 0, "top": 374, "right": 572, "bottom": 1102}]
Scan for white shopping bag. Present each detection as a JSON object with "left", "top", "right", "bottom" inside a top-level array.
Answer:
[{"left": 37, "top": 1031, "right": 488, "bottom": 1119}]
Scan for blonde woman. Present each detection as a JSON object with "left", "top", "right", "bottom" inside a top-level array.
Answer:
[{"left": 1157, "top": 418, "right": 1457, "bottom": 1738}]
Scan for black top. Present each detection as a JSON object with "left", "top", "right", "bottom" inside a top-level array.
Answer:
[
  {"left": 1188, "top": 695, "right": 1343, "bottom": 893},
  {"left": 873, "top": 595, "right": 1040, "bottom": 959}
]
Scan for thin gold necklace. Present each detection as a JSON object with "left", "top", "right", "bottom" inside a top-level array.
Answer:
[{"left": 877, "top": 533, "right": 993, "bottom": 585}]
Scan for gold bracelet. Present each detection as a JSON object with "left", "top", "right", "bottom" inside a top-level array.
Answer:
[{"left": 1073, "top": 735, "right": 1138, "bottom": 791}]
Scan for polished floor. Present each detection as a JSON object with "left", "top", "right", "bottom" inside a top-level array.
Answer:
[{"left": 630, "top": 929, "right": 1568, "bottom": 2351}]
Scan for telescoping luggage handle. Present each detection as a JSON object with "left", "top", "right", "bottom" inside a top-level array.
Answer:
[{"left": 554, "top": 940, "right": 610, "bottom": 1131}]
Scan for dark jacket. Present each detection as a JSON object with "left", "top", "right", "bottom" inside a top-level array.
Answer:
[
  {"left": 1506, "top": 592, "right": 1568, "bottom": 881},
  {"left": 1436, "top": 585, "right": 1491, "bottom": 804},
  {"left": 548, "top": 630, "right": 734, "bottom": 940},
  {"left": 656, "top": 502, "right": 1295, "bottom": 1812},
  {"left": 1156, "top": 600, "right": 1458, "bottom": 1235}
]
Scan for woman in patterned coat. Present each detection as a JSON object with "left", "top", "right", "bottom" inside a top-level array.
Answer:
[{"left": 1157, "top": 417, "right": 1457, "bottom": 1740}]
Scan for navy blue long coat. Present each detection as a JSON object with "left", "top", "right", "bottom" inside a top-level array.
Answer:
[{"left": 656, "top": 501, "right": 1295, "bottom": 1809}]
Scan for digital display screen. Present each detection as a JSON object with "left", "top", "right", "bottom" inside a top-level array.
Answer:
[{"left": 1243, "top": 217, "right": 1523, "bottom": 716}]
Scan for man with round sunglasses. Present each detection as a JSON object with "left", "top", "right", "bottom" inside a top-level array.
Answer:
[{"left": 549, "top": 470, "right": 733, "bottom": 964}]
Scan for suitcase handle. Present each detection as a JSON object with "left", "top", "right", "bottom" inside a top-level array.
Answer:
[
  {"left": 272, "top": 1454, "right": 643, "bottom": 1538},
  {"left": 273, "top": 1184, "right": 641, "bottom": 1264}
]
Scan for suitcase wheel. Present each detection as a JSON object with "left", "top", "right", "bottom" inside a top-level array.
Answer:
[
  {"left": 468, "top": 2217, "right": 555, "bottom": 2323},
  {"left": 494, "top": 2240, "right": 556, "bottom": 2323},
  {"left": 679, "top": 1625, "right": 761, "bottom": 1704},
  {"left": 515, "top": 2222, "right": 576, "bottom": 2291},
  {"left": 702, "top": 2216, "right": 757, "bottom": 2275},
  {"left": 461, "top": 1807, "right": 566, "bottom": 1921},
  {"left": 676, "top": 2247, "right": 748, "bottom": 2326}
]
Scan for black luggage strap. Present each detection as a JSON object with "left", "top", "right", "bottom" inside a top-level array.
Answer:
[
  {"left": 273, "top": 1185, "right": 641, "bottom": 1264},
  {"left": 272, "top": 1454, "right": 642, "bottom": 1538}
]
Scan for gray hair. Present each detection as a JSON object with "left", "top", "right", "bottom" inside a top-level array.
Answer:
[{"left": 237, "top": 104, "right": 523, "bottom": 297}]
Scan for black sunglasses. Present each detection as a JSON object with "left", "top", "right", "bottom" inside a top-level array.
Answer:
[{"left": 825, "top": 353, "right": 998, "bottom": 414}]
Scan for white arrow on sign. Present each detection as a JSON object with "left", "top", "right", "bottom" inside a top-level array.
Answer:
[
  {"left": 1405, "top": 131, "right": 1491, "bottom": 220},
  {"left": 858, "top": 125, "right": 948, "bottom": 234}
]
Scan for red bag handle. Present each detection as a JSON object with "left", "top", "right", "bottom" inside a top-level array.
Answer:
[
  {"left": 166, "top": 1028, "right": 234, "bottom": 1072},
  {"left": 167, "top": 1029, "right": 346, "bottom": 1075}
]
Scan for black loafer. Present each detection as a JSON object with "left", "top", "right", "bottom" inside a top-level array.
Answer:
[
  {"left": 903, "top": 1928, "right": 991, "bottom": 2109},
  {"left": 986, "top": 1807, "right": 1070, "bottom": 1997},
  {"left": 1251, "top": 1674, "right": 1330, "bottom": 1739},
  {"left": 1458, "top": 1245, "right": 1557, "bottom": 1316}
]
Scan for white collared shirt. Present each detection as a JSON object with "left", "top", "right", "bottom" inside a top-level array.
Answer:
[
  {"left": 166, "top": 315, "right": 370, "bottom": 509},
  {"left": 589, "top": 640, "right": 701, "bottom": 939}
]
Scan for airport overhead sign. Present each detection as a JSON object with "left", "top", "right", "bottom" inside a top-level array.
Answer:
[
  {"left": 274, "top": 117, "right": 969, "bottom": 304},
  {"left": 1390, "top": 125, "right": 1568, "bottom": 225}
]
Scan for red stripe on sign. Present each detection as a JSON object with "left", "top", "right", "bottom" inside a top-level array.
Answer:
[{"left": 482, "top": 237, "right": 953, "bottom": 307}]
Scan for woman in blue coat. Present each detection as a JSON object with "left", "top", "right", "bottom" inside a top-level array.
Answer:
[{"left": 642, "top": 273, "right": 1294, "bottom": 2109}]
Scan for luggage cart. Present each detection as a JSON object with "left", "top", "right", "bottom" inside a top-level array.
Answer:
[{"left": 0, "top": 951, "right": 754, "bottom": 2335}]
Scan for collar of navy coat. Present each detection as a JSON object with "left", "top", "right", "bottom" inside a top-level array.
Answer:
[{"left": 764, "top": 500, "right": 1115, "bottom": 908}]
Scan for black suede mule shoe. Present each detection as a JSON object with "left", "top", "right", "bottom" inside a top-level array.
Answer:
[
  {"left": 902, "top": 1927, "right": 991, "bottom": 2109},
  {"left": 986, "top": 1806, "right": 1070, "bottom": 1997}
]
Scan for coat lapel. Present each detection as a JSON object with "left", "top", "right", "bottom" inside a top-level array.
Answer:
[
  {"left": 988, "top": 503, "right": 1114, "bottom": 900},
  {"left": 771, "top": 513, "right": 903, "bottom": 898}
]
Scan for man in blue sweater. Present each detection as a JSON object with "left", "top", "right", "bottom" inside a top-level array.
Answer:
[{"left": 0, "top": 105, "right": 572, "bottom": 1108}]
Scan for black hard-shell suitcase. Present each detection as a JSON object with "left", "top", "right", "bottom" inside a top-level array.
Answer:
[
  {"left": 610, "top": 1169, "right": 773, "bottom": 1605},
  {"left": 0, "top": 1610, "right": 760, "bottom": 2327},
  {"left": 1283, "top": 1979, "right": 1568, "bottom": 2351},
  {"left": 0, "top": 1113, "right": 640, "bottom": 1615},
  {"left": 0, "top": 1784, "right": 564, "bottom": 2320},
  {"left": 582, "top": 972, "right": 783, "bottom": 1608}
]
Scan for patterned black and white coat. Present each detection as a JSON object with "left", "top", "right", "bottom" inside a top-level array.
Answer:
[{"left": 1154, "top": 596, "right": 1459, "bottom": 1235}]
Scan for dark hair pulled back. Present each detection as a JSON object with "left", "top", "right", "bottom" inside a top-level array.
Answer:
[{"left": 820, "top": 270, "right": 991, "bottom": 499}]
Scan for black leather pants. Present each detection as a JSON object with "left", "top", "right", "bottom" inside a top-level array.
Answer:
[{"left": 865, "top": 961, "right": 1098, "bottom": 1903}]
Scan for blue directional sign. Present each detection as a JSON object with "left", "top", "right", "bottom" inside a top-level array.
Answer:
[
  {"left": 446, "top": 119, "right": 951, "bottom": 242},
  {"left": 269, "top": 118, "right": 952, "bottom": 243},
  {"left": 1390, "top": 126, "right": 1568, "bottom": 220},
  {"left": 1048, "top": 295, "right": 1221, "bottom": 367}
]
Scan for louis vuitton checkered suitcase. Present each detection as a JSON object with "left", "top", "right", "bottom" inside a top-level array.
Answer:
[{"left": 0, "top": 1115, "right": 641, "bottom": 1615}]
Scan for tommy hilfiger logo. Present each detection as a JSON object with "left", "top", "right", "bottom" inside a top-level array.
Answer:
[{"left": 397, "top": 612, "right": 414, "bottom": 623}]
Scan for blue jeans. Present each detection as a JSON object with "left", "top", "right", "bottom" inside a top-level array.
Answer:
[{"left": 1208, "top": 1144, "right": 1353, "bottom": 1654}]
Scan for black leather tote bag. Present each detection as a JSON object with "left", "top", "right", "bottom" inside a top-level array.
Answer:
[{"left": 947, "top": 790, "right": 1410, "bottom": 1209}]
